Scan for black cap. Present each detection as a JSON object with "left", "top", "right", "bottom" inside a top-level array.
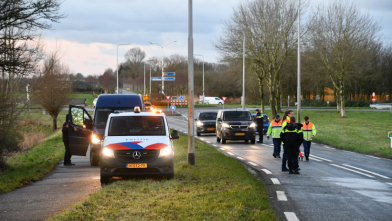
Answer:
[
  {"left": 255, "top": 109, "right": 260, "bottom": 112},
  {"left": 275, "top": 115, "right": 280, "bottom": 119}
]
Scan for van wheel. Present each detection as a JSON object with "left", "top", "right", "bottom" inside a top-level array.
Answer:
[
  {"left": 90, "top": 151, "right": 99, "bottom": 166},
  {"left": 100, "top": 174, "right": 110, "bottom": 184},
  {"left": 220, "top": 134, "right": 226, "bottom": 144},
  {"left": 197, "top": 132, "right": 201, "bottom": 136},
  {"left": 218, "top": 102, "right": 222, "bottom": 105},
  {"left": 245, "top": 139, "right": 248, "bottom": 143}
]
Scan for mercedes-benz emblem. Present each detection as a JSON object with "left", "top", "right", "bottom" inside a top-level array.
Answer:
[{"left": 132, "top": 151, "right": 141, "bottom": 159}]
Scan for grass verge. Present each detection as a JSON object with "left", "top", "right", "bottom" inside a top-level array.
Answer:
[
  {"left": 0, "top": 132, "right": 65, "bottom": 194},
  {"left": 49, "top": 134, "right": 277, "bottom": 220}
]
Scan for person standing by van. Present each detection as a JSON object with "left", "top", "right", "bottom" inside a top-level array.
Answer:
[
  {"left": 281, "top": 110, "right": 293, "bottom": 171},
  {"left": 280, "top": 117, "right": 303, "bottom": 174},
  {"left": 302, "top": 116, "right": 316, "bottom": 161},
  {"left": 267, "top": 115, "right": 282, "bottom": 158},
  {"left": 62, "top": 114, "right": 74, "bottom": 166},
  {"left": 255, "top": 109, "right": 264, "bottom": 143}
]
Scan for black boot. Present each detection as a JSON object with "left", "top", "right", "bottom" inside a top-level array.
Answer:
[
  {"left": 293, "top": 169, "right": 300, "bottom": 174},
  {"left": 305, "top": 154, "right": 309, "bottom": 161}
]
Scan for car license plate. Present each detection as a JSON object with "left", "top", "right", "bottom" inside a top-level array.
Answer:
[
  {"left": 127, "top": 163, "right": 147, "bottom": 168},
  {"left": 235, "top": 133, "right": 245, "bottom": 136},
  {"left": 207, "top": 128, "right": 215, "bottom": 131}
]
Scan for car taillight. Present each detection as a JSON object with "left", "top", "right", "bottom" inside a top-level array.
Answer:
[{"left": 267, "top": 117, "right": 270, "bottom": 122}]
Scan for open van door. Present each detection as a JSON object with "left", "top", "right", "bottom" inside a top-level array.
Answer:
[{"left": 68, "top": 105, "right": 92, "bottom": 156}]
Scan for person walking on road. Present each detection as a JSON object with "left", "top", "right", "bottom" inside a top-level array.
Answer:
[
  {"left": 280, "top": 117, "right": 303, "bottom": 174},
  {"left": 62, "top": 114, "right": 74, "bottom": 166},
  {"left": 267, "top": 115, "right": 282, "bottom": 158},
  {"left": 302, "top": 116, "right": 317, "bottom": 161},
  {"left": 255, "top": 109, "right": 264, "bottom": 143},
  {"left": 281, "top": 110, "right": 294, "bottom": 171}
]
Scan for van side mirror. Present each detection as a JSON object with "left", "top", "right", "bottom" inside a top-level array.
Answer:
[
  {"left": 217, "top": 118, "right": 222, "bottom": 121},
  {"left": 171, "top": 130, "right": 180, "bottom": 139}
]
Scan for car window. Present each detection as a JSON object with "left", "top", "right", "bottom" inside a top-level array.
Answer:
[
  {"left": 94, "top": 108, "right": 134, "bottom": 125},
  {"left": 223, "top": 111, "right": 252, "bottom": 121},
  {"left": 108, "top": 116, "right": 165, "bottom": 136},
  {"left": 199, "top": 113, "right": 217, "bottom": 120}
]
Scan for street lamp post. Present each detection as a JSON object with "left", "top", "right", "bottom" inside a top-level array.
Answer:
[
  {"left": 297, "top": 0, "right": 301, "bottom": 122},
  {"left": 143, "top": 63, "right": 145, "bottom": 96},
  {"left": 149, "top": 41, "right": 177, "bottom": 95},
  {"left": 242, "top": 31, "right": 245, "bottom": 110},
  {"left": 194, "top": 54, "right": 204, "bottom": 104},
  {"left": 117, "top": 44, "right": 132, "bottom": 94}
]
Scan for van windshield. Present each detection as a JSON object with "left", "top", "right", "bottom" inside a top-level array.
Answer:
[
  {"left": 199, "top": 112, "right": 217, "bottom": 120},
  {"left": 108, "top": 116, "right": 165, "bottom": 136},
  {"left": 94, "top": 108, "right": 134, "bottom": 125},
  {"left": 223, "top": 111, "right": 252, "bottom": 121}
]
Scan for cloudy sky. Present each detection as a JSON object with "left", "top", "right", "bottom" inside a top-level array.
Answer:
[{"left": 41, "top": 0, "right": 392, "bottom": 76}]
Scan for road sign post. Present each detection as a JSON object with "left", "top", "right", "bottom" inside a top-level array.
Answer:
[
  {"left": 170, "top": 105, "right": 176, "bottom": 114},
  {"left": 389, "top": 131, "right": 392, "bottom": 148},
  {"left": 165, "top": 95, "right": 171, "bottom": 110},
  {"left": 222, "top": 96, "right": 227, "bottom": 109}
]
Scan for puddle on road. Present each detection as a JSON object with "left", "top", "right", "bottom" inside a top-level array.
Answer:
[{"left": 323, "top": 177, "right": 392, "bottom": 204}]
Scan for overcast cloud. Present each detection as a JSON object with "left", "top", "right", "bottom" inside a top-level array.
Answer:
[{"left": 41, "top": 0, "right": 392, "bottom": 76}]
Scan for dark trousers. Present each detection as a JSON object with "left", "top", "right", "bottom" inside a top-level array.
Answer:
[
  {"left": 303, "top": 140, "right": 312, "bottom": 156},
  {"left": 287, "top": 144, "right": 299, "bottom": 170},
  {"left": 282, "top": 143, "right": 287, "bottom": 169},
  {"left": 63, "top": 141, "right": 71, "bottom": 164},
  {"left": 258, "top": 128, "right": 263, "bottom": 142},
  {"left": 273, "top": 138, "right": 281, "bottom": 155}
]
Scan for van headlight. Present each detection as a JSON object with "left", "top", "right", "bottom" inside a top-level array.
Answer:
[
  {"left": 102, "top": 147, "right": 115, "bottom": 158},
  {"left": 158, "top": 146, "right": 173, "bottom": 158},
  {"left": 196, "top": 121, "right": 204, "bottom": 127},
  {"left": 222, "top": 123, "right": 230, "bottom": 128},
  {"left": 91, "top": 134, "right": 101, "bottom": 144},
  {"left": 249, "top": 122, "right": 256, "bottom": 128}
]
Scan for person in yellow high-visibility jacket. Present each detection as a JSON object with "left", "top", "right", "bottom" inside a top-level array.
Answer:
[
  {"left": 280, "top": 110, "right": 293, "bottom": 171},
  {"left": 302, "top": 116, "right": 316, "bottom": 161},
  {"left": 267, "top": 115, "right": 282, "bottom": 158}
]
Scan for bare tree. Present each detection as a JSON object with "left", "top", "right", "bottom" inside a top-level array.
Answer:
[
  {"left": 121, "top": 47, "right": 146, "bottom": 79},
  {"left": 32, "top": 50, "right": 72, "bottom": 130},
  {"left": 307, "top": 1, "right": 380, "bottom": 117},
  {"left": 215, "top": 0, "right": 304, "bottom": 117},
  {"left": 98, "top": 68, "right": 116, "bottom": 94}
]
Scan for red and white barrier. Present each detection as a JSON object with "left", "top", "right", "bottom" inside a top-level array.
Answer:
[{"left": 171, "top": 100, "right": 188, "bottom": 105}]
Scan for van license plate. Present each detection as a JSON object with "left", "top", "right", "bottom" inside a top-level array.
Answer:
[
  {"left": 235, "top": 133, "right": 245, "bottom": 136},
  {"left": 127, "top": 163, "right": 147, "bottom": 168},
  {"left": 207, "top": 128, "right": 215, "bottom": 131}
]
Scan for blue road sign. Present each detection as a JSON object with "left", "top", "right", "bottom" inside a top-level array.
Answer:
[
  {"left": 164, "top": 77, "right": 175, "bottom": 81},
  {"left": 170, "top": 105, "right": 176, "bottom": 111},
  {"left": 179, "top": 95, "right": 184, "bottom": 100},
  {"left": 151, "top": 77, "right": 162, "bottom": 81},
  {"left": 164, "top": 72, "right": 175, "bottom": 76},
  {"left": 151, "top": 77, "right": 175, "bottom": 81}
]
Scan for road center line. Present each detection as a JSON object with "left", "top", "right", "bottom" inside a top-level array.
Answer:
[
  {"left": 331, "top": 164, "right": 374, "bottom": 178},
  {"left": 276, "top": 191, "right": 287, "bottom": 201},
  {"left": 270, "top": 178, "right": 280, "bottom": 185},
  {"left": 311, "top": 155, "right": 333, "bottom": 162},
  {"left": 366, "top": 155, "right": 381, "bottom": 159},
  {"left": 261, "top": 169, "right": 272, "bottom": 174},
  {"left": 284, "top": 212, "right": 300, "bottom": 221},
  {"left": 342, "top": 164, "right": 390, "bottom": 179}
]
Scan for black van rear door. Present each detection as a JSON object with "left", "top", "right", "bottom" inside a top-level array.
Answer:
[{"left": 68, "top": 105, "right": 92, "bottom": 156}]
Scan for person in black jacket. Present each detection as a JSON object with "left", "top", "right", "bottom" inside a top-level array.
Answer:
[
  {"left": 62, "top": 114, "right": 74, "bottom": 166},
  {"left": 255, "top": 109, "right": 264, "bottom": 143},
  {"left": 280, "top": 117, "right": 303, "bottom": 174}
]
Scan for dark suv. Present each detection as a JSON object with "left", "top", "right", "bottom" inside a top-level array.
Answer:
[
  {"left": 216, "top": 110, "right": 256, "bottom": 144},
  {"left": 195, "top": 111, "right": 218, "bottom": 136}
]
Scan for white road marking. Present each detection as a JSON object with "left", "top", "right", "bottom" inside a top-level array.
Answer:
[
  {"left": 237, "top": 157, "right": 245, "bottom": 160},
  {"left": 387, "top": 183, "right": 392, "bottom": 187},
  {"left": 342, "top": 164, "right": 390, "bottom": 179},
  {"left": 262, "top": 169, "right": 272, "bottom": 174},
  {"left": 248, "top": 162, "right": 258, "bottom": 166},
  {"left": 366, "top": 155, "right": 381, "bottom": 159},
  {"left": 205, "top": 141, "right": 211, "bottom": 144},
  {"left": 270, "top": 178, "right": 280, "bottom": 185},
  {"left": 311, "top": 155, "right": 333, "bottom": 162},
  {"left": 284, "top": 212, "right": 300, "bottom": 221},
  {"left": 331, "top": 164, "right": 374, "bottom": 178},
  {"left": 309, "top": 157, "right": 322, "bottom": 162},
  {"left": 220, "top": 148, "right": 225, "bottom": 150},
  {"left": 276, "top": 191, "right": 288, "bottom": 201},
  {"left": 227, "top": 152, "right": 234, "bottom": 156}
]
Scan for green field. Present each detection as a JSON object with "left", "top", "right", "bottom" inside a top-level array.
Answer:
[{"left": 49, "top": 134, "right": 277, "bottom": 221}]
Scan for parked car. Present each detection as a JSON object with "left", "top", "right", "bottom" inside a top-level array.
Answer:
[
  {"left": 195, "top": 111, "right": 218, "bottom": 136},
  {"left": 68, "top": 94, "right": 145, "bottom": 167},
  {"left": 216, "top": 109, "right": 256, "bottom": 144},
  {"left": 144, "top": 102, "right": 153, "bottom": 111},
  {"left": 251, "top": 113, "right": 270, "bottom": 135},
  {"left": 100, "top": 107, "right": 179, "bottom": 183}
]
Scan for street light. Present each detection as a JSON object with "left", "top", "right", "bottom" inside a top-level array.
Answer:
[
  {"left": 194, "top": 54, "right": 204, "bottom": 104},
  {"left": 242, "top": 31, "right": 245, "bottom": 110},
  {"left": 297, "top": 0, "right": 301, "bottom": 122},
  {"left": 149, "top": 40, "right": 177, "bottom": 95},
  {"left": 117, "top": 44, "right": 132, "bottom": 94}
]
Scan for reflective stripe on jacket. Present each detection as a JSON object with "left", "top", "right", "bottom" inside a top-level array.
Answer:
[
  {"left": 267, "top": 120, "right": 282, "bottom": 138},
  {"left": 280, "top": 125, "right": 303, "bottom": 146},
  {"left": 302, "top": 122, "right": 316, "bottom": 141}
]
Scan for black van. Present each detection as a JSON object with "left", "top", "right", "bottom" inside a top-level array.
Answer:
[
  {"left": 216, "top": 109, "right": 256, "bottom": 144},
  {"left": 67, "top": 94, "right": 144, "bottom": 166}
]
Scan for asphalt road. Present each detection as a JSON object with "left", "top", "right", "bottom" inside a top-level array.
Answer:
[{"left": 168, "top": 107, "right": 392, "bottom": 221}]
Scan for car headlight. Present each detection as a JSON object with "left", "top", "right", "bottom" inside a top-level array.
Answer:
[
  {"left": 158, "top": 146, "right": 173, "bottom": 158},
  {"left": 102, "top": 147, "right": 115, "bottom": 158},
  {"left": 222, "top": 123, "right": 230, "bottom": 128},
  {"left": 91, "top": 134, "right": 101, "bottom": 144},
  {"left": 196, "top": 121, "right": 204, "bottom": 127},
  {"left": 249, "top": 122, "right": 256, "bottom": 128}
]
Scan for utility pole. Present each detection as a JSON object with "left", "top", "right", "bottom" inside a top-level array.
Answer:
[{"left": 188, "top": 0, "right": 195, "bottom": 165}]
